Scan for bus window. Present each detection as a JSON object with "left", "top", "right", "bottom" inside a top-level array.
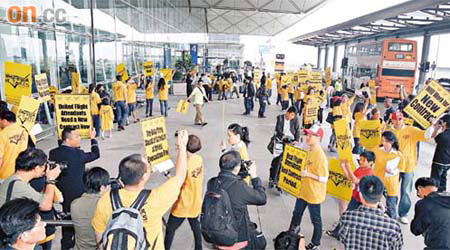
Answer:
[
  {"left": 381, "top": 68, "right": 415, "bottom": 77},
  {"left": 388, "top": 43, "right": 413, "bottom": 52}
]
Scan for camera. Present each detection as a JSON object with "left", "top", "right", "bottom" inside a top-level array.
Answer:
[
  {"left": 47, "top": 161, "right": 68, "bottom": 171},
  {"left": 239, "top": 160, "right": 253, "bottom": 178}
]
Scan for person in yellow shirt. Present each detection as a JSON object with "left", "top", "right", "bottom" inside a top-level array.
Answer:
[
  {"left": 373, "top": 131, "right": 401, "bottom": 219},
  {"left": 224, "top": 76, "right": 232, "bottom": 100},
  {"left": 280, "top": 85, "right": 289, "bottom": 111},
  {"left": 0, "top": 111, "right": 29, "bottom": 180},
  {"left": 352, "top": 99, "right": 369, "bottom": 154},
  {"left": 157, "top": 77, "right": 169, "bottom": 117},
  {"left": 89, "top": 84, "right": 101, "bottom": 138},
  {"left": 390, "top": 111, "right": 431, "bottom": 224},
  {"left": 288, "top": 125, "right": 328, "bottom": 249},
  {"left": 294, "top": 85, "right": 302, "bottom": 113},
  {"left": 328, "top": 96, "right": 343, "bottom": 152},
  {"left": 92, "top": 130, "right": 189, "bottom": 250},
  {"left": 145, "top": 76, "right": 155, "bottom": 117},
  {"left": 126, "top": 77, "right": 140, "bottom": 124},
  {"left": 266, "top": 73, "right": 273, "bottom": 105},
  {"left": 217, "top": 76, "right": 226, "bottom": 101},
  {"left": 288, "top": 83, "right": 295, "bottom": 107},
  {"left": 340, "top": 94, "right": 355, "bottom": 128},
  {"left": 164, "top": 135, "right": 203, "bottom": 250},
  {"left": 99, "top": 98, "right": 114, "bottom": 139},
  {"left": 221, "top": 123, "right": 251, "bottom": 162},
  {"left": 276, "top": 74, "right": 282, "bottom": 105},
  {"left": 112, "top": 75, "right": 128, "bottom": 131}
]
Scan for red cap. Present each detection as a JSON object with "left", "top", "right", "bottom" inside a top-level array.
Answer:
[
  {"left": 332, "top": 96, "right": 340, "bottom": 102},
  {"left": 303, "top": 124, "right": 324, "bottom": 139},
  {"left": 391, "top": 111, "right": 403, "bottom": 120}
]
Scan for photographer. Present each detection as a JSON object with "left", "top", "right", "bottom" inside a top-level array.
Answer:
[{"left": 49, "top": 127, "right": 100, "bottom": 250}]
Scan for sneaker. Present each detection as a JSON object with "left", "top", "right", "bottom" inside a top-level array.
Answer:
[
  {"left": 268, "top": 180, "right": 274, "bottom": 189},
  {"left": 398, "top": 216, "right": 409, "bottom": 224},
  {"left": 201, "top": 122, "right": 208, "bottom": 127},
  {"left": 325, "top": 230, "right": 338, "bottom": 240},
  {"left": 305, "top": 243, "right": 320, "bottom": 250}
]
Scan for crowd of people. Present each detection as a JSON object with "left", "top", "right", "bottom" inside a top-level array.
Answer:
[{"left": 0, "top": 65, "right": 449, "bottom": 250}]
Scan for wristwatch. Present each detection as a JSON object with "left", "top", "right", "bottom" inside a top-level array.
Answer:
[{"left": 46, "top": 180, "right": 57, "bottom": 185}]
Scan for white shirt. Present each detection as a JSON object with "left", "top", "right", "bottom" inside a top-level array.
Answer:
[
  {"left": 202, "top": 76, "right": 211, "bottom": 85},
  {"left": 283, "top": 118, "right": 294, "bottom": 139}
]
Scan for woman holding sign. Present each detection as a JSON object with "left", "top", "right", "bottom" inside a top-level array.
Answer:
[
  {"left": 158, "top": 77, "right": 169, "bottom": 117},
  {"left": 352, "top": 100, "right": 369, "bottom": 154}
]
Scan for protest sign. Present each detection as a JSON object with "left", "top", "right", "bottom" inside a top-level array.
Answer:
[
  {"left": 334, "top": 119, "right": 352, "bottom": 161},
  {"left": 404, "top": 117, "right": 414, "bottom": 126},
  {"left": 55, "top": 94, "right": 92, "bottom": 139},
  {"left": 17, "top": 96, "right": 40, "bottom": 132},
  {"left": 4, "top": 62, "right": 32, "bottom": 106},
  {"left": 176, "top": 99, "right": 190, "bottom": 114},
  {"left": 304, "top": 103, "right": 319, "bottom": 124},
  {"left": 143, "top": 61, "right": 155, "bottom": 76},
  {"left": 327, "top": 158, "right": 354, "bottom": 201},
  {"left": 404, "top": 80, "right": 450, "bottom": 128},
  {"left": 141, "top": 116, "right": 173, "bottom": 172},
  {"left": 34, "top": 73, "right": 51, "bottom": 102},
  {"left": 278, "top": 144, "right": 307, "bottom": 198},
  {"left": 359, "top": 120, "right": 382, "bottom": 149},
  {"left": 160, "top": 69, "right": 173, "bottom": 83},
  {"left": 116, "top": 63, "right": 129, "bottom": 81},
  {"left": 310, "top": 71, "right": 322, "bottom": 90},
  {"left": 298, "top": 70, "right": 309, "bottom": 84},
  {"left": 71, "top": 72, "right": 81, "bottom": 94},
  {"left": 368, "top": 80, "right": 377, "bottom": 105},
  {"left": 326, "top": 67, "right": 331, "bottom": 88},
  {"left": 254, "top": 69, "right": 261, "bottom": 85}
]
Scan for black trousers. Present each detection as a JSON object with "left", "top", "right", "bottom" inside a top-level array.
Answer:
[
  {"left": 431, "top": 163, "right": 450, "bottom": 192},
  {"left": 164, "top": 214, "right": 202, "bottom": 250},
  {"left": 270, "top": 155, "right": 283, "bottom": 183}
]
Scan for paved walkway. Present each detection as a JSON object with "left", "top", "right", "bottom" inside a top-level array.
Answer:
[{"left": 37, "top": 93, "right": 443, "bottom": 249}]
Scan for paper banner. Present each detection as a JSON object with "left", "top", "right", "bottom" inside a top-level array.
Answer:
[
  {"left": 160, "top": 69, "right": 173, "bottom": 83},
  {"left": 116, "top": 63, "right": 129, "bottom": 81},
  {"left": 34, "top": 73, "right": 51, "bottom": 102},
  {"left": 17, "top": 96, "right": 40, "bottom": 132},
  {"left": 404, "top": 80, "right": 450, "bottom": 128},
  {"left": 144, "top": 61, "right": 155, "bottom": 77},
  {"left": 359, "top": 120, "right": 382, "bottom": 150},
  {"left": 176, "top": 100, "right": 190, "bottom": 114},
  {"left": 141, "top": 116, "right": 173, "bottom": 172},
  {"left": 334, "top": 119, "right": 352, "bottom": 161},
  {"left": 327, "top": 158, "right": 355, "bottom": 201},
  {"left": 4, "top": 62, "right": 32, "bottom": 106},
  {"left": 54, "top": 94, "right": 92, "bottom": 139},
  {"left": 278, "top": 144, "right": 307, "bottom": 198}
]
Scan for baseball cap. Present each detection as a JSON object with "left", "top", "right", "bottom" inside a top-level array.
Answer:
[
  {"left": 303, "top": 124, "right": 324, "bottom": 139},
  {"left": 332, "top": 96, "right": 340, "bottom": 102},
  {"left": 391, "top": 111, "right": 403, "bottom": 120}
]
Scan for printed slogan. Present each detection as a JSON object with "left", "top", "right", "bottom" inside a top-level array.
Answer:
[
  {"left": 4, "top": 62, "right": 32, "bottom": 106},
  {"left": 141, "top": 116, "right": 172, "bottom": 172},
  {"left": 55, "top": 95, "right": 92, "bottom": 139},
  {"left": 278, "top": 144, "right": 307, "bottom": 198},
  {"left": 327, "top": 158, "right": 355, "bottom": 201},
  {"left": 359, "top": 120, "right": 382, "bottom": 149}
]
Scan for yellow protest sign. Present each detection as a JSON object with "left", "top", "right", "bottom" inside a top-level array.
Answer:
[
  {"left": 281, "top": 75, "right": 289, "bottom": 86},
  {"left": 254, "top": 69, "right": 261, "bottom": 85},
  {"left": 359, "top": 120, "right": 382, "bottom": 150},
  {"left": 334, "top": 119, "right": 352, "bottom": 161},
  {"left": 310, "top": 71, "right": 323, "bottom": 90},
  {"left": 278, "top": 144, "right": 307, "bottom": 198},
  {"left": 325, "top": 67, "right": 331, "bottom": 88},
  {"left": 141, "top": 116, "right": 172, "bottom": 172},
  {"left": 327, "top": 158, "right": 354, "bottom": 201},
  {"left": 144, "top": 61, "right": 155, "bottom": 76},
  {"left": 404, "top": 117, "right": 414, "bottom": 126},
  {"left": 160, "top": 69, "right": 173, "bottom": 83},
  {"left": 298, "top": 70, "right": 309, "bottom": 84},
  {"left": 368, "top": 80, "right": 377, "bottom": 105},
  {"left": 17, "top": 96, "right": 40, "bottom": 132},
  {"left": 292, "top": 73, "right": 299, "bottom": 85},
  {"left": 4, "top": 62, "right": 32, "bottom": 106},
  {"left": 54, "top": 94, "right": 92, "bottom": 139},
  {"left": 34, "top": 73, "right": 51, "bottom": 102},
  {"left": 404, "top": 80, "right": 450, "bottom": 128},
  {"left": 71, "top": 72, "right": 81, "bottom": 94},
  {"left": 176, "top": 100, "right": 190, "bottom": 114},
  {"left": 116, "top": 63, "right": 129, "bottom": 81},
  {"left": 304, "top": 103, "right": 319, "bottom": 124}
]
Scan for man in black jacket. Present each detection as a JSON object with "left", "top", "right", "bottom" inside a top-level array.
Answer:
[
  {"left": 207, "top": 150, "right": 267, "bottom": 248},
  {"left": 269, "top": 106, "right": 301, "bottom": 188},
  {"left": 411, "top": 177, "right": 450, "bottom": 249},
  {"left": 49, "top": 127, "right": 100, "bottom": 250},
  {"left": 431, "top": 114, "right": 450, "bottom": 191},
  {"left": 243, "top": 79, "right": 255, "bottom": 115}
]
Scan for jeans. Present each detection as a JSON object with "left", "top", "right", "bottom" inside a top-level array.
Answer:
[
  {"left": 276, "top": 93, "right": 281, "bottom": 105},
  {"left": 295, "top": 101, "right": 301, "bottom": 114},
  {"left": 160, "top": 100, "right": 168, "bottom": 117},
  {"left": 270, "top": 155, "right": 282, "bottom": 182},
  {"left": 258, "top": 96, "right": 266, "bottom": 116},
  {"left": 267, "top": 89, "right": 272, "bottom": 104},
  {"left": 352, "top": 137, "right": 363, "bottom": 154},
  {"left": 282, "top": 100, "right": 289, "bottom": 110},
  {"left": 244, "top": 97, "right": 252, "bottom": 114},
  {"left": 431, "top": 163, "right": 450, "bottom": 192},
  {"left": 250, "top": 97, "right": 254, "bottom": 111},
  {"left": 290, "top": 198, "right": 322, "bottom": 246},
  {"left": 115, "top": 101, "right": 127, "bottom": 127},
  {"left": 164, "top": 215, "right": 202, "bottom": 250},
  {"left": 386, "top": 196, "right": 398, "bottom": 219},
  {"left": 398, "top": 172, "right": 414, "bottom": 217},
  {"left": 146, "top": 98, "right": 153, "bottom": 115},
  {"left": 92, "top": 115, "right": 100, "bottom": 137},
  {"left": 289, "top": 93, "right": 295, "bottom": 106}
]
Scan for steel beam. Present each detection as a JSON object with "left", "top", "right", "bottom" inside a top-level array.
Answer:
[
  {"left": 417, "top": 32, "right": 431, "bottom": 92},
  {"left": 317, "top": 47, "right": 322, "bottom": 70},
  {"left": 324, "top": 45, "right": 329, "bottom": 69},
  {"left": 332, "top": 44, "right": 338, "bottom": 72}
]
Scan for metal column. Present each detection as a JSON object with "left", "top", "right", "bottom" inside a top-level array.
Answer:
[
  {"left": 332, "top": 44, "right": 338, "bottom": 72},
  {"left": 317, "top": 47, "right": 322, "bottom": 70},
  {"left": 324, "top": 45, "right": 329, "bottom": 70},
  {"left": 417, "top": 32, "right": 431, "bottom": 92}
]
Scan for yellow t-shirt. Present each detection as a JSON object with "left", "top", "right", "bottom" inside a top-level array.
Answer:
[
  {"left": 225, "top": 78, "right": 232, "bottom": 91},
  {"left": 99, "top": 105, "right": 114, "bottom": 131},
  {"left": 288, "top": 84, "right": 294, "bottom": 94},
  {"left": 266, "top": 79, "right": 272, "bottom": 90},
  {"left": 353, "top": 112, "right": 365, "bottom": 138},
  {"left": 0, "top": 123, "right": 29, "bottom": 179},
  {"left": 340, "top": 96, "right": 354, "bottom": 124},
  {"left": 299, "top": 147, "right": 328, "bottom": 204},
  {"left": 159, "top": 83, "right": 169, "bottom": 101},
  {"left": 92, "top": 178, "right": 180, "bottom": 250},
  {"left": 281, "top": 88, "right": 289, "bottom": 101},
  {"left": 276, "top": 81, "right": 282, "bottom": 94},
  {"left": 373, "top": 147, "right": 401, "bottom": 196},
  {"left": 294, "top": 88, "right": 302, "bottom": 101},
  {"left": 393, "top": 126, "right": 426, "bottom": 172},
  {"left": 146, "top": 81, "right": 155, "bottom": 99},
  {"left": 112, "top": 81, "right": 126, "bottom": 102},
  {"left": 127, "top": 83, "right": 138, "bottom": 104},
  {"left": 90, "top": 92, "right": 101, "bottom": 116},
  {"left": 218, "top": 80, "right": 224, "bottom": 91},
  {"left": 171, "top": 154, "right": 204, "bottom": 218}
]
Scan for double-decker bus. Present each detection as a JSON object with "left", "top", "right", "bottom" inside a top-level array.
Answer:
[{"left": 344, "top": 38, "right": 417, "bottom": 98}]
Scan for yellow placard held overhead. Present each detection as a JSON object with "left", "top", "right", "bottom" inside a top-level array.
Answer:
[
  {"left": 176, "top": 100, "right": 190, "bottom": 114},
  {"left": 141, "top": 116, "right": 173, "bottom": 172},
  {"left": 325, "top": 67, "right": 332, "bottom": 88},
  {"left": 404, "top": 80, "right": 450, "bottom": 128},
  {"left": 368, "top": 80, "right": 377, "bottom": 105},
  {"left": 116, "top": 63, "right": 129, "bottom": 81},
  {"left": 334, "top": 119, "right": 352, "bottom": 161},
  {"left": 304, "top": 103, "right": 319, "bottom": 124},
  {"left": 298, "top": 70, "right": 309, "bottom": 84},
  {"left": 160, "top": 69, "right": 173, "bottom": 83},
  {"left": 310, "top": 71, "right": 323, "bottom": 90},
  {"left": 54, "top": 94, "right": 92, "bottom": 139},
  {"left": 34, "top": 73, "right": 51, "bottom": 102},
  {"left": 4, "top": 62, "right": 32, "bottom": 106},
  {"left": 327, "top": 158, "right": 355, "bottom": 201},
  {"left": 253, "top": 69, "right": 261, "bottom": 85},
  {"left": 143, "top": 61, "right": 155, "bottom": 76},
  {"left": 359, "top": 120, "right": 382, "bottom": 150},
  {"left": 71, "top": 72, "right": 81, "bottom": 94},
  {"left": 16, "top": 96, "right": 40, "bottom": 132},
  {"left": 278, "top": 144, "right": 307, "bottom": 198}
]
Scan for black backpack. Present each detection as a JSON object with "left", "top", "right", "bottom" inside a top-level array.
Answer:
[
  {"left": 273, "top": 231, "right": 300, "bottom": 250},
  {"left": 201, "top": 178, "right": 238, "bottom": 246}
]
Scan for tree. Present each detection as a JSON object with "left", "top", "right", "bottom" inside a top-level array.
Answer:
[{"left": 175, "top": 53, "right": 194, "bottom": 74}]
